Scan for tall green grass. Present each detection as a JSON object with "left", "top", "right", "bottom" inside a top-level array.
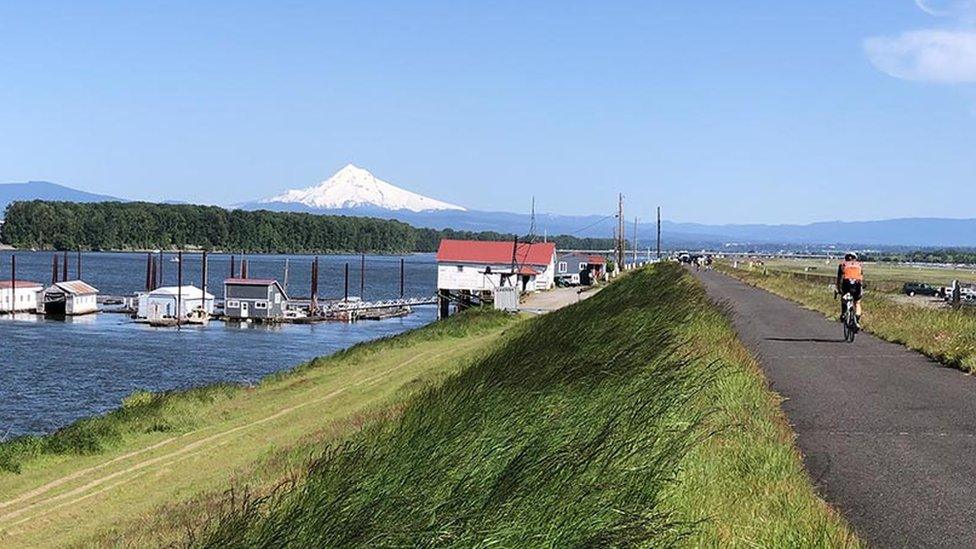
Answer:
[
  {"left": 0, "top": 309, "right": 513, "bottom": 475},
  {"left": 720, "top": 263, "right": 976, "bottom": 372},
  {"left": 194, "top": 264, "right": 857, "bottom": 547}
]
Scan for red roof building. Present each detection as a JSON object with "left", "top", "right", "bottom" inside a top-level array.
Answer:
[
  {"left": 436, "top": 239, "right": 557, "bottom": 293},
  {"left": 436, "top": 240, "right": 556, "bottom": 267},
  {"left": 0, "top": 280, "right": 43, "bottom": 289}
]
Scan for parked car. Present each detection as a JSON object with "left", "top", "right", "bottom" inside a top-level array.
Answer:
[
  {"left": 942, "top": 283, "right": 976, "bottom": 303},
  {"left": 903, "top": 282, "right": 939, "bottom": 297}
]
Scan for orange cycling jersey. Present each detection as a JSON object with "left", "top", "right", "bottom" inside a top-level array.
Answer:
[{"left": 841, "top": 260, "right": 863, "bottom": 281}]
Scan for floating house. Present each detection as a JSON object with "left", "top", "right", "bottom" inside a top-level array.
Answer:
[
  {"left": 136, "top": 285, "right": 215, "bottom": 322},
  {"left": 223, "top": 278, "right": 288, "bottom": 321},
  {"left": 37, "top": 280, "right": 99, "bottom": 315},
  {"left": 0, "top": 280, "right": 42, "bottom": 313},
  {"left": 556, "top": 252, "right": 607, "bottom": 285},
  {"left": 435, "top": 239, "right": 556, "bottom": 317}
]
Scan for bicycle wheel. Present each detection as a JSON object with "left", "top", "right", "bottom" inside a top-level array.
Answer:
[{"left": 842, "top": 308, "right": 855, "bottom": 342}]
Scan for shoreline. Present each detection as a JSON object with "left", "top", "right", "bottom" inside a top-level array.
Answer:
[
  {"left": 0, "top": 308, "right": 463, "bottom": 456},
  {"left": 0, "top": 246, "right": 430, "bottom": 256},
  {"left": 0, "top": 309, "right": 514, "bottom": 546}
]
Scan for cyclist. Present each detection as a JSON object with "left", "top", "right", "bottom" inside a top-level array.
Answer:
[{"left": 836, "top": 252, "right": 863, "bottom": 324}]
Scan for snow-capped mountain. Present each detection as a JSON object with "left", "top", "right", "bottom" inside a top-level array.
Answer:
[{"left": 261, "top": 164, "right": 465, "bottom": 212}]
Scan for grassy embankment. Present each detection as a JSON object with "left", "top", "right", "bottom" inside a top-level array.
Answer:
[
  {"left": 0, "top": 310, "right": 514, "bottom": 547},
  {"left": 195, "top": 264, "right": 857, "bottom": 547},
  {"left": 719, "top": 262, "right": 976, "bottom": 372}
]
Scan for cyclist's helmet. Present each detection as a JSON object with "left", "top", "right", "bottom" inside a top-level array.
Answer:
[{"left": 844, "top": 252, "right": 858, "bottom": 261}]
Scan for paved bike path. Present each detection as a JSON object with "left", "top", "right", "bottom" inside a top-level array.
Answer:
[{"left": 695, "top": 270, "right": 976, "bottom": 548}]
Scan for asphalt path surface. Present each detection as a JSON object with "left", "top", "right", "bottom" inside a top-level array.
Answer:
[{"left": 695, "top": 269, "right": 976, "bottom": 548}]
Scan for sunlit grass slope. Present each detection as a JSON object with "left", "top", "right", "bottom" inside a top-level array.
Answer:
[{"left": 197, "top": 264, "right": 857, "bottom": 548}]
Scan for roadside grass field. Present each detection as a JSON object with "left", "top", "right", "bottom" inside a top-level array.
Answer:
[
  {"left": 195, "top": 264, "right": 857, "bottom": 547},
  {"left": 748, "top": 257, "right": 976, "bottom": 290},
  {"left": 719, "top": 263, "right": 976, "bottom": 372},
  {"left": 0, "top": 309, "right": 515, "bottom": 547}
]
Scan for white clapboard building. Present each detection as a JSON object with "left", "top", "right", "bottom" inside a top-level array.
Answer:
[
  {"left": 37, "top": 280, "right": 99, "bottom": 315},
  {"left": 0, "top": 280, "right": 42, "bottom": 313},
  {"left": 136, "top": 285, "right": 215, "bottom": 322}
]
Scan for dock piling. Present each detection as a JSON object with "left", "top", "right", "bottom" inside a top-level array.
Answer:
[
  {"left": 309, "top": 256, "right": 319, "bottom": 314},
  {"left": 201, "top": 250, "right": 208, "bottom": 308},
  {"left": 10, "top": 255, "right": 16, "bottom": 312},
  {"left": 177, "top": 250, "right": 183, "bottom": 328},
  {"left": 145, "top": 253, "right": 152, "bottom": 291}
]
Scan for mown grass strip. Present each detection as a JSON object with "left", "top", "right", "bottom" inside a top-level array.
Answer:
[
  {"left": 0, "top": 309, "right": 514, "bottom": 475},
  {"left": 194, "top": 264, "right": 857, "bottom": 547},
  {"left": 718, "top": 263, "right": 976, "bottom": 372}
]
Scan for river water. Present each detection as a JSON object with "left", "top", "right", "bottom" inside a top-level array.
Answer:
[{"left": 0, "top": 251, "right": 437, "bottom": 438}]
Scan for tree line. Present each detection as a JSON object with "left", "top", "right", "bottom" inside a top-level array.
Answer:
[{"left": 0, "top": 200, "right": 619, "bottom": 253}]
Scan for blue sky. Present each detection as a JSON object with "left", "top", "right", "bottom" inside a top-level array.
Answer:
[{"left": 1, "top": 1, "right": 975, "bottom": 224}]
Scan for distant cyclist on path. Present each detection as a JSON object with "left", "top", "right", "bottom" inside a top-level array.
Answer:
[{"left": 836, "top": 252, "right": 863, "bottom": 324}]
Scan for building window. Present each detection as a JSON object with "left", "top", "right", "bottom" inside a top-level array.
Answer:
[
  {"left": 579, "top": 262, "right": 588, "bottom": 270},
  {"left": 456, "top": 265, "right": 463, "bottom": 272},
  {"left": 226, "top": 300, "right": 240, "bottom": 308},
  {"left": 558, "top": 261, "right": 567, "bottom": 273},
  {"left": 255, "top": 301, "right": 268, "bottom": 309}
]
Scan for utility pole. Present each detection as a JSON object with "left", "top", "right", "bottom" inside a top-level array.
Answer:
[
  {"left": 529, "top": 196, "right": 536, "bottom": 238},
  {"left": 617, "top": 193, "right": 624, "bottom": 270},
  {"left": 656, "top": 206, "right": 662, "bottom": 260},
  {"left": 633, "top": 216, "right": 638, "bottom": 267}
]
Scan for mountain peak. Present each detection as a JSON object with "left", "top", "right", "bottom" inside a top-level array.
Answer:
[{"left": 262, "top": 165, "right": 466, "bottom": 212}]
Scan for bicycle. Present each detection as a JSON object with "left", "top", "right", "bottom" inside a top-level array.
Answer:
[{"left": 840, "top": 292, "right": 859, "bottom": 342}]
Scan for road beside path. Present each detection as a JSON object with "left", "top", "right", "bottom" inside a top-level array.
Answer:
[
  {"left": 520, "top": 285, "right": 600, "bottom": 313},
  {"left": 694, "top": 269, "right": 976, "bottom": 548}
]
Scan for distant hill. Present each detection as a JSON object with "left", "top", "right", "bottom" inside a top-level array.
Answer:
[
  {"left": 661, "top": 218, "right": 976, "bottom": 248},
  {"left": 5, "top": 175, "right": 976, "bottom": 249},
  {"left": 0, "top": 181, "right": 121, "bottom": 218}
]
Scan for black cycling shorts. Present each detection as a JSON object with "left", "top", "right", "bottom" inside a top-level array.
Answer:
[{"left": 841, "top": 279, "right": 863, "bottom": 300}]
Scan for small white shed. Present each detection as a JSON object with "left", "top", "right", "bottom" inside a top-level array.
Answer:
[
  {"left": 0, "top": 280, "right": 42, "bottom": 313},
  {"left": 137, "top": 285, "right": 215, "bottom": 322},
  {"left": 38, "top": 280, "right": 99, "bottom": 315}
]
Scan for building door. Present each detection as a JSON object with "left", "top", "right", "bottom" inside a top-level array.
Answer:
[{"left": 240, "top": 301, "right": 249, "bottom": 318}]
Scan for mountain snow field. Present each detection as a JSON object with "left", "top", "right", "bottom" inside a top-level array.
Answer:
[{"left": 262, "top": 164, "right": 466, "bottom": 212}]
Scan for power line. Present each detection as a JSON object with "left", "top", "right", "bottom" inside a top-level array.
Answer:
[{"left": 565, "top": 214, "right": 616, "bottom": 237}]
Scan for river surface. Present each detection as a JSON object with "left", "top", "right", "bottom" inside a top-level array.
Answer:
[{"left": 0, "top": 251, "right": 437, "bottom": 438}]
